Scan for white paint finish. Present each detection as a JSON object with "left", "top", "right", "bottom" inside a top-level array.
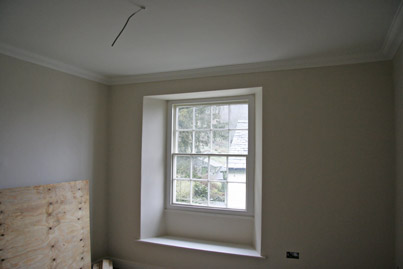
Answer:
[
  {"left": 253, "top": 88, "right": 263, "bottom": 254},
  {"left": 140, "top": 97, "right": 166, "bottom": 238},
  {"left": 139, "top": 236, "right": 264, "bottom": 258},
  {"left": 0, "top": 44, "right": 388, "bottom": 85},
  {"left": 0, "top": 54, "right": 109, "bottom": 261},
  {"left": 147, "top": 87, "right": 262, "bottom": 101},
  {"left": 166, "top": 95, "right": 256, "bottom": 216},
  {"left": 0, "top": 0, "right": 399, "bottom": 79},
  {"left": 106, "top": 52, "right": 388, "bottom": 85},
  {"left": 108, "top": 61, "right": 395, "bottom": 268},
  {"left": 393, "top": 41, "right": 403, "bottom": 268},
  {"left": 141, "top": 89, "right": 262, "bottom": 249},
  {"left": 164, "top": 209, "right": 254, "bottom": 245},
  {"left": 0, "top": 43, "right": 108, "bottom": 84}
]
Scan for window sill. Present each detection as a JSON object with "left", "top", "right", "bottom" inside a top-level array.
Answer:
[{"left": 138, "top": 236, "right": 265, "bottom": 259}]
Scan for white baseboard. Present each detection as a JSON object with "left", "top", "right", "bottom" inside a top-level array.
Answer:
[{"left": 104, "top": 257, "right": 164, "bottom": 269}]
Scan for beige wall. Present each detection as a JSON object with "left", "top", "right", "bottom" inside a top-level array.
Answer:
[
  {"left": 0, "top": 53, "right": 396, "bottom": 267},
  {"left": 108, "top": 61, "right": 395, "bottom": 268},
  {"left": 394, "top": 42, "right": 403, "bottom": 268},
  {"left": 0, "top": 54, "right": 109, "bottom": 260}
]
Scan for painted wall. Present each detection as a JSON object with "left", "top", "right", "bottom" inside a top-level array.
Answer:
[
  {"left": 0, "top": 54, "right": 109, "bottom": 260},
  {"left": 108, "top": 61, "right": 395, "bottom": 268},
  {"left": 394, "top": 42, "right": 403, "bottom": 268}
]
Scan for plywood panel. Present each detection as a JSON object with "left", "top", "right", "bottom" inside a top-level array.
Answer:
[{"left": 0, "top": 180, "right": 91, "bottom": 269}]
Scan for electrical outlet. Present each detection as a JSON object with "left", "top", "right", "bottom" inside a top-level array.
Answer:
[{"left": 286, "top": 251, "right": 299, "bottom": 259}]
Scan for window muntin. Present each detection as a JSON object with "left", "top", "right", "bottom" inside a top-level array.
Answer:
[{"left": 170, "top": 99, "right": 250, "bottom": 211}]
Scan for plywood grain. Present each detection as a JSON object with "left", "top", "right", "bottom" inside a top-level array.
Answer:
[{"left": 0, "top": 180, "right": 91, "bottom": 269}]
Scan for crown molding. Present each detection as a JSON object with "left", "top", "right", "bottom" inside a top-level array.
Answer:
[
  {"left": 0, "top": 42, "right": 108, "bottom": 84},
  {"left": 106, "top": 52, "right": 387, "bottom": 85},
  {"left": 1, "top": 0, "right": 401, "bottom": 87},
  {"left": 382, "top": 1, "right": 403, "bottom": 58},
  {"left": 0, "top": 42, "right": 389, "bottom": 86}
]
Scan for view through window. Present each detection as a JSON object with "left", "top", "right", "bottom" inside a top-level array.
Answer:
[{"left": 171, "top": 100, "right": 249, "bottom": 210}]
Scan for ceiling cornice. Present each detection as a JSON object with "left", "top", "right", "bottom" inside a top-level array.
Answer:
[
  {"left": 0, "top": 35, "right": 398, "bottom": 86},
  {"left": 382, "top": 1, "right": 403, "bottom": 58},
  {"left": 106, "top": 52, "right": 387, "bottom": 85},
  {"left": 0, "top": 41, "right": 390, "bottom": 86},
  {"left": 0, "top": 42, "right": 108, "bottom": 84}
]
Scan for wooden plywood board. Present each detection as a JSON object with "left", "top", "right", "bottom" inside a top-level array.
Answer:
[{"left": 0, "top": 180, "right": 91, "bottom": 269}]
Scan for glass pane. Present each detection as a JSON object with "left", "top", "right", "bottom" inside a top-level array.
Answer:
[
  {"left": 177, "top": 106, "right": 193, "bottom": 129},
  {"left": 227, "top": 183, "right": 246, "bottom": 209},
  {"left": 229, "top": 130, "right": 248, "bottom": 154},
  {"left": 229, "top": 104, "right": 248, "bottom": 129},
  {"left": 175, "top": 156, "right": 191, "bottom": 179},
  {"left": 194, "top": 131, "right": 210, "bottom": 153},
  {"left": 212, "top": 105, "right": 228, "bottom": 129},
  {"left": 174, "top": 180, "right": 190, "bottom": 204},
  {"left": 209, "top": 156, "right": 227, "bottom": 180},
  {"left": 192, "top": 156, "right": 208, "bottom": 179},
  {"left": 228, "top": 157, "right": 246, "bottom": 182},
  {"left": 177, "top": 131, "right": 192, "bottom": 153},
  {"left": 192, "top": 181, "right": 208, "bottom": 205},
  {"left": 212, "top": 130, "right": 229, "bottom": 153},
  {"left": 195, "top": 106, "right": 210, "bottom": 129},
  {"left": 210, "top": 181, "right": 226, "bottom": 207}
]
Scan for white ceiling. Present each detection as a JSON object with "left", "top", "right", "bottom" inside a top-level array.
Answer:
[{"left": 0, "top": 0, "right": 402, "bottom": 84}]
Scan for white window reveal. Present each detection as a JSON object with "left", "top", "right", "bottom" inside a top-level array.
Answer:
[
  {"left": 141, "top": 88, "right": 263, "bottom": 257},
  {"left": 167, "top": 96, "right": 255, "bottom": 214}
]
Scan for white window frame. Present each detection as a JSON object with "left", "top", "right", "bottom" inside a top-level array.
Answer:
[{"left": 166, "top": 95, "right": 255, "bottom": 216}]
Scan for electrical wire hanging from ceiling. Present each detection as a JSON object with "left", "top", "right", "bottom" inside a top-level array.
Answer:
[{"left": 111, "top": 5, "right": 146, "bottom": 47}]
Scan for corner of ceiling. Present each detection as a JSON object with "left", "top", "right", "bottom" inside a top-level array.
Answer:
[
  {"left": 382, "top": 0, "right": 403, "bottom": 59},
  {"left": 106, "top": 52, "right": 389, "bottom": 86},
  {"left": 0, "top": 42, "right": 109, "bottom": 85},
  {"left": 2, "top": 2, "right": 403, "bottom": 87}
]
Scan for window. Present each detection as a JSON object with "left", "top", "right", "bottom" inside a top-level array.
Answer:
[
  {"left": 167, "top": 95, "right": 254, "bottom": 214},
  {"left": 141, "top": 88, "right": 262, "bottom": 256}
]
